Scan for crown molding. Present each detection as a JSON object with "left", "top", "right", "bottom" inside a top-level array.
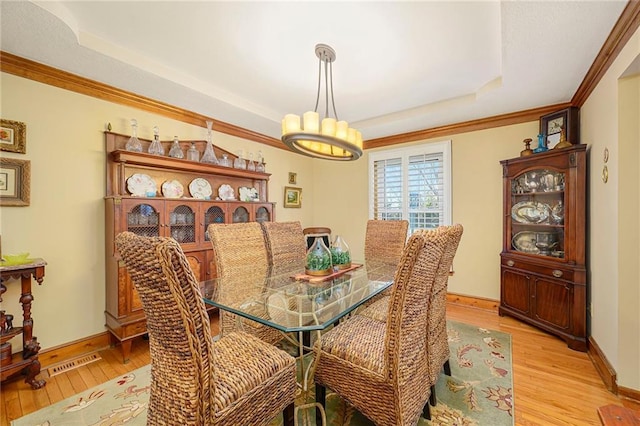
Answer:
[{"left": 0, "top": 51, "right": 284, "bottom": 150}]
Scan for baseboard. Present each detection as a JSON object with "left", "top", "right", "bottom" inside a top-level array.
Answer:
[
  {"left": 619, "top": 386, "right": 640, "bottom": 404},
  {"left": 446, "top": 292, "right": 499, "bottom": 312},
  {"left": 588, "top": 335, "right": 618, "bottom": 393},
  {"left": 37, "top": 331, "right": 112, "bottom": 369}
]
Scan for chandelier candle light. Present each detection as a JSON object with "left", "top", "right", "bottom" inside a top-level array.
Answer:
[{"left": 281, "top": 44, "right": 363, "bottom": 161}]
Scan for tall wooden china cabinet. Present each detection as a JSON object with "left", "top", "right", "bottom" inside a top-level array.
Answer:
[
  {"left": 500, "top": 145, "right": 587, "bottom": 351},
  {"left": 104, "top": 131, "right": 275, "bottom": 362}
]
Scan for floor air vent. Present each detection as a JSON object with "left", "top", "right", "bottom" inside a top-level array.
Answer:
[{"left": 47, "top": 352, "right": 102, "bottom": 377}]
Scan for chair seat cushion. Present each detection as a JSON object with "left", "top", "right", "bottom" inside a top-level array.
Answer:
[
  {"left": 357, "top": 295, "right": 390, "bottom": 323},
  {"left": 316, "top": 314, "right": 387, "bottom": 375},
  {"left": 213, "top": 331, "right": 295, "bottom": 413}
]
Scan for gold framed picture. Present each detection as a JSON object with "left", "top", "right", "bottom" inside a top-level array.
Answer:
[
  {"left": 288, "top": 172, "right": 297, "bottom": 185},
  {"left": 0, "top": 158, "right": 30, "bottom": 206},
  {"left": 283, "top": 186, "right": 301, "bottom": 208},
  {"left": 0, "top": 119, "right": 27, "bottom": 154}
]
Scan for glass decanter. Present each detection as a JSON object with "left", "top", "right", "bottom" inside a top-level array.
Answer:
[
  {"left": 187, "top": 142, "right": 200, "bottom": 162},
  {"left": 247, "top": 152, "right": 256, "bottom": 171},
  {"left": 234, "top": 151, "right": 246, "bottom": 169},
  {"left": 330, "top": 235, "right": 351, "bottom": 270},
  {"left": 148, "top": 126, "right": 165, "bottom": 156},
  {"left": 305, "top": 237, "right": 333, "bottom": 276},
  {"left": 200, "top": 120, "right": 218, "bottom": 164},
  {"left": 125, "top": 119, "right": 143, "bottom": 152},
  {"left": 168, "top": 136, "right": 184, "bottom": 159},
  {"left": 219, "top": 154, "right": 232, "bottom": 167},
  {"left": 256, "top": 150, "right": 265, "bottom": 173}
]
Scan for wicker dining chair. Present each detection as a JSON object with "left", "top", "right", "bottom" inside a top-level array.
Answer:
[
  {"left": 261, "top": 221, "right": 307, "bottom": 275},
  {"left": 207, "top": 222, "right": 282, "bottom": 345},
  {"left": 364, "top": 219, "right": 409, "bottom": 266},
  {"left": 358, "top": 224, "right": 464, "bottom": 406},
  {"left": 115, "top": 232, "right": 296, "bottom": 426},
  {"left": 313, "top": 227, "right": 449, "bottom": 425}
]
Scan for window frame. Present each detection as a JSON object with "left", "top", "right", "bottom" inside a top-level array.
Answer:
[{"left": 368, "top": 140, "right": 452, "bottom": 231}]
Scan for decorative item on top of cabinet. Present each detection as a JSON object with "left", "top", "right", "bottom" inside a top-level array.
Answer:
[
  {"left": 540, "top": 106, "right": 579, "bottom": 149},
  {"left": 500, "top": 144, "right": 587, "bottom": 351},
  {"left": 104, "top": 130, "right": 275, "bottom": 363}
]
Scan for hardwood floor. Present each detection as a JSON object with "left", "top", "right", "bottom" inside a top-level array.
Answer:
[{"left": 1, "top": 304, "right": 638, "bottom": 425}]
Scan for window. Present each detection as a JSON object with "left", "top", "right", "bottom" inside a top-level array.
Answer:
[{"left": 369, "top": 141, "right": 451, "bottom": 234}]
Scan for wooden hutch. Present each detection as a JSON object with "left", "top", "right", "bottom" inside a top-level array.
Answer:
[
  {"left": 104, "top": 131, "right": 275, "bottom": 362},
  {"left": 500, "top": 144, "right": 588, "bottom": 351}
]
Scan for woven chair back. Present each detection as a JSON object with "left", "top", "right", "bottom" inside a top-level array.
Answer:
[
  {"left": 261, "top": 221, "right": 307, "bottom": 275},
  {"left": 207, "top": 222, "right": 281, "bottom": 343},
  {"left": 207, "top": 222, "right": 269, "bottom": 278},
  {"left": 427, "top": 224, "right": 464, "bottom": 380},
  {"left": 384, "top": 227, "right": 448, "bottom": 416},
  {"left": 115, "top": 232, "right": 214, "bottom": 425},
  {"left": 364, "top": 220, "right": 409, "bottom": 266}
]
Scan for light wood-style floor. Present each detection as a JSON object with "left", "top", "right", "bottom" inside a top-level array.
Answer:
[{"left": 1, "top": 304, "right": 638, "bottom": 425}]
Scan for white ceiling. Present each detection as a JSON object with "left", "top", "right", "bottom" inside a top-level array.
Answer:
[{"left": 0, "top": 1, "right": 628, "bottom": 141}]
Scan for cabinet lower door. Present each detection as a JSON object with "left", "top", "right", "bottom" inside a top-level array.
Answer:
[
  {"left": 118, "top": 265, "right": 144, "bottom": 316},
  {"left": 501, "top": 268, "right": 531, "bottom": 316},
  {"left": 532, "top": 277, "right": 571, "bottom": 331},
  {"left": 184, "top": 251, "right": 207, "bottom": 282}
]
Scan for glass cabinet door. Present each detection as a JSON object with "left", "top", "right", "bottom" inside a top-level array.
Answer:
[
  {"left": 255, "top": 206, "right": 271, "bottom": 223},
  {"left": 510, "top": 168, "right": 565, "bottom": 259},
  {"left": 204, "top": 205, "right": 226, "bottom": 242},
  {"left": 232, "top": 206, "right": 249, "bottom": 223},
  {"left": 126, "top": 203, "right": 160, "bottom": 237},
  {"left": 168, "top": 204, "right": 196, "bottom": 244}
]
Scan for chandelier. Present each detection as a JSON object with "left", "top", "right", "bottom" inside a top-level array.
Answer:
[{"left": 281, "top": 44, "right": 363, "bottom": 161}]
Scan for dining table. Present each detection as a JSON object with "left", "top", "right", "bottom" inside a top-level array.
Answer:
[{"left": 200, "top": 260, "right": 397, "bottom": 424}]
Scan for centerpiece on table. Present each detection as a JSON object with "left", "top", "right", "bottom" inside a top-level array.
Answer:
[
  {"left": 305, "top": 237, "right": 333, "bottom": 276},
  {"left": 330, "top": 235, "right": 351, "bottom": 270}
]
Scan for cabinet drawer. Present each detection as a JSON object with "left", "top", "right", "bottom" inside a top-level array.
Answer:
[
  {"left": 122, "top": 320, "right": 147, "bottom": 338},
  {"left": 501, "top": 258, "right": 574, "bottom": 282}
]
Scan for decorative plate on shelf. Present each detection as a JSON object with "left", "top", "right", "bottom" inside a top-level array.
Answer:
[
  {"left": 218, "top": 184, "right": 236, "bottom": 201},
  {"left": 189, "top": 178, "right": 213, "bottom": 199},
  {"left": 161, "top": 180, "right": 184, "bottom": 198},
  {"left": 126, "top": 173, "right": 157, "bottom": 197},
  {"left": 511, "top": 201, "right": 550, "bottom": 224},
  {"left": 512, "top": 231, "right": 540, "bottom": 254},
  {"left": 239, "top": 186, "right": 259, "bottom": 202}
]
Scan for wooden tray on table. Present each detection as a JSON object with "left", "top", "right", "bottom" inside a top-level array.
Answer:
[{"left": 292, "top": 264, "right": 362, "bottom": 284}]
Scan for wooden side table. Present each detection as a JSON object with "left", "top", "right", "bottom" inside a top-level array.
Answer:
[{"left": 0, "top": 258, "right": 47, "bottom": 389}]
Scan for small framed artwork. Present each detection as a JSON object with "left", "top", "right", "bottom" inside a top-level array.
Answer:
[
  {"left": 540, "top": 107, "right": 579, "bottom": 149},
  {"left": 0, "top": 119, "right": 27, "bottom": 154},
  {"left": 288, "top": 172, "right": 297, "bottom": 185},
  {"left": 283, "top": 186, "right": 302, "bottom": 208},
  {"left": 0, "top": 158, "right": 30, "bottom": 206}
]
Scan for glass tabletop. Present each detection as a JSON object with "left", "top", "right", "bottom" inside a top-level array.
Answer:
[{"left": 200, "top": 261, "right": 396, "bottom": 333}]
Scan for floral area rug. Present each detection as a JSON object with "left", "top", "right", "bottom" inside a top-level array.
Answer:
[{"left": 12, "top": 321, "right": 513, "bottom": 426}]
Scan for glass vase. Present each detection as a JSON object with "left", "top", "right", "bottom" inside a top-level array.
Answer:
[
  {"left": 533, "top": 133, "right": 548, "bottom": 153},
  {"left": 330, "top": 235, "right": 351, "bottom": 270},
  {"left": 200, "top": 120, "right": 219, "bottom": 164},
  {"left": 148, "top": 126, "right": 165, "bottom": 156},
  {"left": 306, "top": 237, "right": 333, "bottom": 276},
  {"left": 125, "top": 119, "right": 143, "bottom": 152},
  {"left": 187, "top": 142, "right": 200, "bottom": 162},
  {"left": 168, "top": 136, "right": 184, "bottom": 159}
]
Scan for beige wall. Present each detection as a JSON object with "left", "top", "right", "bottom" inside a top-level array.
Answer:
[
  {"left": 0, "top": 72, "right": 314, "bottom": 351},
  {"left": 581, "top": 25, "right": 640, "bottom": 390},
  {"left": 313, "top": 123, "right": 539, "bottom": 300}
]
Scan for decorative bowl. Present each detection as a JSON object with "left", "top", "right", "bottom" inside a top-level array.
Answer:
[{"left": 2, "top": 253, "right": 31, "bottom": 265}]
